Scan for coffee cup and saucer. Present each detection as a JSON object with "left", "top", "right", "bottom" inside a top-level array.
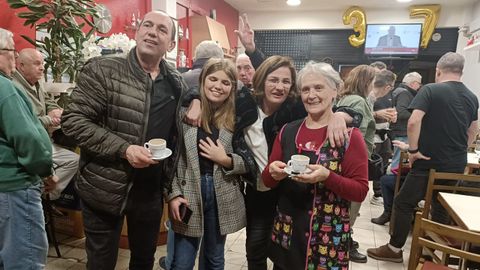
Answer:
[
  {"left": 144, "top": 138, "right": 172, "bottom": 161},
  {"left": 283, "top": 154, "right": 312, "bottom": 176}
]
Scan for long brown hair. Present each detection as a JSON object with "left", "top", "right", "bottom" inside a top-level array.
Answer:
[
  {"left": 252, "top": 55, "right": 297, "bottom": 106},
  {"left": 339, "top": 65, "right": 376, "bottom": 98},
  {"left": 198, "top": 58, "right": 237, "bottom": 133}
]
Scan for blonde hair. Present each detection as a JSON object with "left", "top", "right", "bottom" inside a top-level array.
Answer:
[
  {"left": 199, "top": 58, "right": 237, "bottom": 133},
  {"left": 339, "top": 65, "right": 376, "bottom": 98}
]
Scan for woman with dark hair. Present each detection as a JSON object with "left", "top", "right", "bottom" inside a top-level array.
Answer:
[
  {"left": 167, "top": 59, "right": 247, "bottom": 270},
  {"left": 336, "top": 64, "right": 377, "bottom": 263},
  {"left": 263, "top": 61, "right": 369, "bottom": 270},
  {"left": 233, "top": 56, "right": 361, "bottom": 270}
]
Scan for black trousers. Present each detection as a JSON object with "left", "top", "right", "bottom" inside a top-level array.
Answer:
[
  {"left": 373, "top": 139, "right": 392, "bottom": 197},
  {"left": 81, "top": 177, "right": 164, "bottom": 270},
  {"left": 245, "top": 185, "right": 278, "bottom": 270},
  {"left": 389, "top": 169, "right": 461, "bottom": 248}
]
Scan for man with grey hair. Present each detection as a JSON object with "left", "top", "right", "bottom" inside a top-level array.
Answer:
[
  {"left": 0, "top": 28, "right": 55, "bottom": 268},
  {"left": 388, "top": 71, "right": 422, "bottom": 169},
  {"left": 236, "top": 53, "right": 255, "bottom": 89},
  {"left": 368, "top": 52, "right": 479, "bottom": 263},
  {"left": 12, "top": 48, "right": 79, "bottom": 201},
  {"left": 182, "top": 40, "right": 224, "bottom": 88}
]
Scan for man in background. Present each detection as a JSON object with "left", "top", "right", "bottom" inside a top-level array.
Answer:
[
  {"left": 389, "top": 72, "right": 422, "bottom": 169},
  {"left": 12, "top": 48, "right": 79, "bottom": 201},
  {"left": 0, "top": 27, "right": 55, "bottom": 269},
  {"left": 236, "top": 54, "right": 255, "bottom": 89},
  {"left": 367, "top": 52, "right": 478, "bottom": 263},
  {"left": 377, "top": 26, "right": 403, "bottom": 48}
]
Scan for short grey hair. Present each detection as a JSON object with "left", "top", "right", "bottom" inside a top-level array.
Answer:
[
  {"left": 195, "top": 40, "right": 224, "bottom": 60},
  {"left": 0, "top": 28, "right": 13, "bottom": 49},
  {"left": 402, "top": 72, "right": 422, "bottom": 84},
  {"left": 437, "top": 52, "right": 464, "bottom": 74},
  {"left": 297, "top": 61, "right": 343, "bottom": 92}
]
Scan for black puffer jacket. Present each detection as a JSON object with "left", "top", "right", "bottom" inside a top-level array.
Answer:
[{"left": 62, "top": 48, "right": 186, "bottom": 216}]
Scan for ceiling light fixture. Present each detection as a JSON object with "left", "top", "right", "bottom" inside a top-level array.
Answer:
[
  {"left": 396, "top": 0, "right": 413, "bottom": 2},
  {"left": 286, "top": 0, "right": 301, "bottom": 6}
]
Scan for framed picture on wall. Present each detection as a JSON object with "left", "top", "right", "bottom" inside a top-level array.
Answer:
[{"left": 338, "top": 64, "right": 358, "bottom": 81}]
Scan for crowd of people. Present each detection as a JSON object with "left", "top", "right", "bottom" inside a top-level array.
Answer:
[{"left": 0, "top": 9, "right": 478, "bottom": 270}]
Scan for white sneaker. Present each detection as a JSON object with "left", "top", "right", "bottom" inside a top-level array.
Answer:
[{"left": 370, "top": 196, "right": 384, "bottom": 206}]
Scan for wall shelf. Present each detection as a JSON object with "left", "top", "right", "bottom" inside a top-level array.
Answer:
[{"left": 464, "top": 42, "right": 480, "bottom": 51}]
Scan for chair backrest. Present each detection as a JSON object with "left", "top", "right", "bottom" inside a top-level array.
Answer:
[
  {"left": 408, "top": 212, "right": 480, "bottom": 270},
  {"left": 423, "top": 169, "right": 480, "bottom": 219}
]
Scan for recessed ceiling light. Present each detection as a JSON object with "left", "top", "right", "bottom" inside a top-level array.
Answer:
[
  {"left": 286, "top": 0, "right": 301, "bottom": 6},
  {"left": 397, "top": 0, "right": 413, "bottom": 2}
]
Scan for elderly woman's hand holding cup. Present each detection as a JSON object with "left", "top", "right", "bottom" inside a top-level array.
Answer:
[
  {"left": 268, "top": 161, "right": 288, "bottom": 181},
  {"left": 292, "top": 164, "right": 330, "bottom": 184}
]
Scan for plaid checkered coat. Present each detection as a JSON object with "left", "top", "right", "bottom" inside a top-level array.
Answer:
[{"left": 167, "top": 121, "right": 247, "bottom": 237}]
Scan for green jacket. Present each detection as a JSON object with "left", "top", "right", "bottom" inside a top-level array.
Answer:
[
  {"left": 12, "top": 70, "right": 60, "bottom": 129},
  {"left": 337, "top": 94, "right": 375, "bottom": 156},
  {"left": 0, "top": 73, "right": 53, "bottom": 192}
]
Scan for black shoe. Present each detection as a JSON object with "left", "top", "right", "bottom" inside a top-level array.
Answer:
[
  {"left": 350, "top": 248, "right": 368, "bottom": 263},
  {"left": 371, "top": 211, "right": 391, "bottom": 225},
  {"left": 159, "top": 256, "right": 167, "bottom": 270},
  {"left": 352, "top": 240, "right": 359, "bottom": 249}
]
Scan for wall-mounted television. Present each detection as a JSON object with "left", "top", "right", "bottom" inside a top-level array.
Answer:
[{"left": 364, "top": 24, "right": 422, "bottom": 56}]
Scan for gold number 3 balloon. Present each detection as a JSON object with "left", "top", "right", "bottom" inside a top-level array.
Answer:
[
  {"left": 409, "top": 5, "right": 441, "bottom": 49},
  {"left": 343, "top": 6, "right": 366, "bottom": 48}
]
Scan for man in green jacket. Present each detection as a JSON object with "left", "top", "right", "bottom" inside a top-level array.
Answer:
[{"left": 0, "top": 28, "right": 56, "bottom": 269}]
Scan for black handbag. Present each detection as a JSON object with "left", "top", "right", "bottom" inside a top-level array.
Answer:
[{"left": 368, "top": 153, "right": 384, "bottom": 181}]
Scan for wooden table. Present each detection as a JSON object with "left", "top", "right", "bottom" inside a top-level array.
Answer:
[
  {"left": 438, "top": 192, "right": 480, "bottom": 269},
  {"left": 438, "top": 192, "right": 480, "bottom": 232},
  {"left": 464, "top": 153, "right": 480, "bottom": 174}
]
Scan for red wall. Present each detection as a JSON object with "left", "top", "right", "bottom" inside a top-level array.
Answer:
[{"left": 0, "top": 0, "right": 148, "bottom": 50}]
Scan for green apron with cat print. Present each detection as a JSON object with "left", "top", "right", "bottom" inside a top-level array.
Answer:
[{"left": 268, "top": 119, "right": 351, "bottom": 270}]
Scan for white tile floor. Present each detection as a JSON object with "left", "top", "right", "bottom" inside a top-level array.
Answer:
[{"left": 46, "top": 182, "right": 412, "bottom": 269}]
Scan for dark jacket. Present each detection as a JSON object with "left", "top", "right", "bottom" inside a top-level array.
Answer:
[
  {"left": 391, "top": 83, "right": 417, "bottom": 138},
  {"left": 62, "top": 48, "right": 187, "bottom": 216}
]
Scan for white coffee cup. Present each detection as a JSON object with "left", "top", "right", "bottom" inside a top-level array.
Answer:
[
  {"left": 287, "top": 154, "right": 310, "bottom": 173},
  {"left": 144, "top": 138, "right": 166, "bottom": 157}
]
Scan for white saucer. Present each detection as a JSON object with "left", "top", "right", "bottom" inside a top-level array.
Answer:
[
  {"left": 152, "top": 148, "right": 172, "bottom": 161},
  {"left": 283, "top": 166, "right": 312, "bottom": 177}
]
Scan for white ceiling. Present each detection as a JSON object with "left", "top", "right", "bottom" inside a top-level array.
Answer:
[{"left": 225, "top": 0, "right": 478, "bottom": 12}]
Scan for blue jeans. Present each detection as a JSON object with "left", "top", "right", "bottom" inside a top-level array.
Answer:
[
  {"left": 380, "top": 174, "right": 396, "bottom": 213},
  {"left": 165, "top": 220, "right": 174, "bottom": 270},
  {"left": 390, "top": 136, "right": 408, "bottom": 172},
  {"left": 172, "top": 174, "right": 226, "bottom": 270},
  {"left": 0, "top": 183, "right": 48, "bottom": 269}
]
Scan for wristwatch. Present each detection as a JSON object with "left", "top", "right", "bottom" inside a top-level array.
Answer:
[{"left": 408, "top": 148, "right": 419, "bottom": 154}]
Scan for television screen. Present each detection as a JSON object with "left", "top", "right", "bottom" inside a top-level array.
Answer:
[{"left": 364, "top": 24, "right": 422, "bottom": 56}]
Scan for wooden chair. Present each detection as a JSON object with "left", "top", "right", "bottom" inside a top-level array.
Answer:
[
  {"left": 422, "top": 169, "right": 480, "bottom": 220},
  {"left": 408, "top": 212, "right": 480, "bottom": 270},
  {"left": 389, "top": 150, "right": 410, "bottom": 234}
]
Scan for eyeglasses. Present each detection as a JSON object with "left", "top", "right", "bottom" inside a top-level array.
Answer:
[{"left": 0, "top": 48, "right": 19, "bottom": 58}]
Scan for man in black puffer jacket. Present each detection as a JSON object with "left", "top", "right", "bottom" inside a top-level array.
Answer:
[{"left": 62, "top": 10, "right": 188, "bottom": 270}]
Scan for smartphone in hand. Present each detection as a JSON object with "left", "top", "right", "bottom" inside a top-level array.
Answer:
[{"left": 179, "top": 203, "right": 192, "bottom": 224}]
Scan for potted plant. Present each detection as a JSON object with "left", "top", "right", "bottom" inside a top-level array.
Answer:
[{"left": 7, "top": 0, "right": 99, "bottom": 83}]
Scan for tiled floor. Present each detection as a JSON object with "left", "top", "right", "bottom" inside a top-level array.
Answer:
[{"left": 46, "top": 182, "right": 412, "bottom": 270}]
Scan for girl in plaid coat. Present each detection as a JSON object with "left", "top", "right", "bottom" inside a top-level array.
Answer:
[{"left": 167, "top": 58, "right": 248, "bottom": 270}]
